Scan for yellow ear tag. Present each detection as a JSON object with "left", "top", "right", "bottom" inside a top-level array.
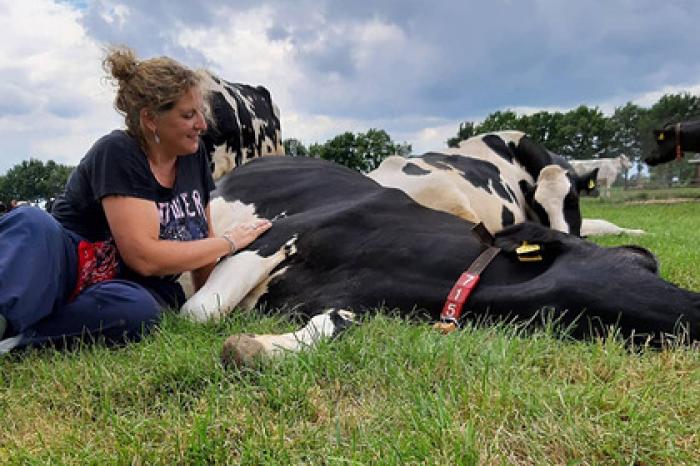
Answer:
[
  {"left": 516, "top": 241, "right": 542, "bottom": 262},
  {"left": 588, "top": 179, "right": 596, "bottom": 189},
  {"left": 657, "top": 133, "right": 665, "bottom": 141},
  {"left": 516, "top": 241, "right": 540, "bottom": 254}
]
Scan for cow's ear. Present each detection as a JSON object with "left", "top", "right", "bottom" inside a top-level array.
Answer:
[
  {"left": 579, "top": 168, "right": 599, "bottom": 193},
  {"left": 494, "top": 222, "right": 570, "bottom": 257}
]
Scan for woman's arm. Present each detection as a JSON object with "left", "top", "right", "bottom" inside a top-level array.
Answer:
[
  {"left": 102, "top": 195, "right": 270, "bottom": 277},
  {"left": 191, "top": 204, "right": 217, "bottom": 291}
]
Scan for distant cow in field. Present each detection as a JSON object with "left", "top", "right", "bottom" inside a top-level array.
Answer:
[
  {"left": 648, "top": 119, "right": 700, "bottom": 166},
  {"left": 201, "top": 72, "right": 285, "bottom": 180},
  {"left": 178, "top": 157, "right": 700, "bottom": 367},
  {"left": 368, "top": 131, "right": 598, "bottom": 236},
  {"left": 569, "top": 154, "right": 632, "bottom": 199}
]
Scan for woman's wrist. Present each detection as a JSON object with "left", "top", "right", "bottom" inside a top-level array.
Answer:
[{"left": 221, "top": 233, "right": 237, "bottom": 256}]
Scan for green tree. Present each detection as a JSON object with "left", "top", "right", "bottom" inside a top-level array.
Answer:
[
  {"left": 447, "top": 121, "right": 477, "bottom": 147},
  {"left": 313, "top": 129, "right": 410, "bottom": 172},
  {"left": 475, "top": 110, "right": 520, "bottom": 134},
  {"left": 283, "top": 138, "right": 309, "bottom": 157},
  {"left": 558, "top": 106, "right": 611, "bottom": 159},
  {"left": 447, "top": 111, "right": 567, "bottom": 151},
  {"left": 0, "top": 158, "right": 74, "bottom": 204},
  {"left": 608, "top": 102, "right": 647, "bottom": 183},
  {"left": 316, "top": 132, "right": 360, "bottom": 169},
  {"left": 519, "top": 111, "right": 566, "bottom": 151}
]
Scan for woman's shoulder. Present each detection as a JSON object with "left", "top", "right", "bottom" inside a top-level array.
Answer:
[
  {"left": 80, "top": 130, "right": 143, "bottom": 166},
  {"left": 89, "top": 129, "right": 140, "bottom": 153}
]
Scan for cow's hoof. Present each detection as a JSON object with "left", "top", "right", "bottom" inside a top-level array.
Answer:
[{"left": 221, "top": 333, "right": 265, "bottom": 368}]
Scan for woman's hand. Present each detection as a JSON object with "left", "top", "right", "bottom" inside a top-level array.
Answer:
[{"left": 221, "top": 219, "right": 272, "bottom": 254}]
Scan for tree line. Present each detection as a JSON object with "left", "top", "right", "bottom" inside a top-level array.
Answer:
[
  {"left": 284, "top": 128, "right": 412, "bottom": 172},
  {"left": 445, "top": 93, "right": 700, "bottom": 185},
  {"left": 286, "top": 92, "right": 700, "bottom": 185},
  {"left": 0, "top": 159, "right": 73, "bottom": 206}
]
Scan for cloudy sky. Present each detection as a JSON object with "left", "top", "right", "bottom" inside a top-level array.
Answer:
[{"left": 2, "top": 0, "right": 700, "bottom": 174}]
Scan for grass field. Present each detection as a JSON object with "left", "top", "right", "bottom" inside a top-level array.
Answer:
[{"left": 1, "top": 192, "right": 699, "bottom": 465}]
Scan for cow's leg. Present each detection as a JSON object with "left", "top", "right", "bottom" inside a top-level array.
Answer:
[
  {"left": 604, "top": 181, "right": 613, "bottom": 200},
  {"left": 220, "top": 309, "right": 356, "bottom": 368},
  {"left": 180, "top": 237, "right": 296, "bottom": 322}
]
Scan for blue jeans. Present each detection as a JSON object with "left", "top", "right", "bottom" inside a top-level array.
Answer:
[{"left": 0, "top": 207, "right": 162, "bottom": 351}]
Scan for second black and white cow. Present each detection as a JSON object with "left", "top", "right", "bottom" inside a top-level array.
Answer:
[
  {"left": 648, "top": 119, "right": 700, "bottom": 166},
  {"left": 368, "top": 131, "right": 598, "bottom": 236},
  {"left": 551, "top": 153, "right": 644, "bottom": 236},
  {"left": 201, "top": 72, "right": 285, "bottom": 179},
  {"left": 180, "top": 157, "right": 699, "bottom": 367}
]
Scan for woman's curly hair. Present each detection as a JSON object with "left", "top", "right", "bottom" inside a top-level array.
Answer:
[{"left": 102, "top": 45, "right": 207, "bottom": 148}]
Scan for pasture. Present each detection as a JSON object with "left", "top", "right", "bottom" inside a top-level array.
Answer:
[{"left": 1, "top": 193, "right": 699, "bottom": 464}]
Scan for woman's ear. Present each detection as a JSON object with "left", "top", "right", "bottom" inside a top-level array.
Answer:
[{"left": 140, "top": 107, "right": 157, "bottom": 134}]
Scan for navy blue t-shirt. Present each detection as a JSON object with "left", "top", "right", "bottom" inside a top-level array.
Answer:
[{"left": 51, "top": 130, "right": 216, "bottom": 307}]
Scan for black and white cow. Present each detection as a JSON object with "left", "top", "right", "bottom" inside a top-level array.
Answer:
[
  {"left": 648, "top": 119, "right": 700, "bottom": 166},
  {"left": 201, "top": 72, "right": 285, "bottom": 180},
  {"left": 550, "top": 153, "right": 644, "bottom": 236},
  {"left": 180, "top": 157, "right": 699, "bottom": 367},
  {"left": 368, "top": 131, "right": 598, "bottom": 236}
]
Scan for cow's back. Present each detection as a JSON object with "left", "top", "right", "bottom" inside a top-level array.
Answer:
[
  {"left": 369, "top": 131, "right": 568, "bottom": 234},
  {"left": 215, "top": 157, "right": 486, "bottom": 316}
]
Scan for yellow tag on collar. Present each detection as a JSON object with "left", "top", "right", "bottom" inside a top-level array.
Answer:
[
  {"left": 516, "top": 241, "right": 540, "bottom": 255},
  {"left": 516, "top": 241, "right": 543, "bottom": 262},
  {"left": 588, "top": 179, "right": 596, "bottom": 189}
]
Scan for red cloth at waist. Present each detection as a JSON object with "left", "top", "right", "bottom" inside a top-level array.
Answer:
[{"left": 68, "top": 239, "right": 119, "bottom": 301}]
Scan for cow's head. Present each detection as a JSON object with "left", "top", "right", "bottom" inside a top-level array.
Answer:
[
  {"left": 618, "top": 153, "right": 632, "bottom": 171},
  {"left": 648, "top": 119, "right": 700, "bottom": 166},
  {"left": 199, "top": 72, "right": 285, "bottom": 181},
  {"left": 573, "top": 167, "right": 599, "bottom": 197},
  {"left": 521, "top": 165, "right": 583, "bottom": 236}
]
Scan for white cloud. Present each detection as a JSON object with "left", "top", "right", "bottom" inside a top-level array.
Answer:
[
  {"left": 630, "top": 83, "right": 700, "bottom": 109},
  {"left": 3, "top": 0, "right": 700, "bottom": 175},
  {"left": 406, "top": 122, "right": 461, "bottom": 153},
  {"left": 99, "top": 2, "right": 130, "bottom": 27},
  {"left": 174, "top": 5, "right": 303, "bottom": 111},
  {"left": 0, "top": 0, "right": 120, "bottom": 172},
  {"left": 351, "top": 18, "right": 408, "bottom": 70}
]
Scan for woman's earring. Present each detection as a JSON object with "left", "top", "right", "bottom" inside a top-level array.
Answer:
[{"left": 154, "top": 130, "right": 160, "bottom": 144}]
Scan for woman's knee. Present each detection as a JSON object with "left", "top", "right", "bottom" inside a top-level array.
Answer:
[
  {"left": 57, "top": 280, "right": 163, "bottom": 345},
  {"left": 95, "top": 280, "right": 162, "bottom": 333},
  {"left": 3, "top": 206, "right": 64, "bottom": 240}
]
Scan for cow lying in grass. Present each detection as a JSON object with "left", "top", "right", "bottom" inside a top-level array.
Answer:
[
  {"left": 180, "top": 157, "right": 699, "bottom": 367},
  {"left": 368, "top": 131, "right": 598, "bottom": 236},
  {"left": 648, "top": 119, "right": 700, "bottom": 165},
  {"left": 569, "top": 154, "right": 632, "bottom": 200}
]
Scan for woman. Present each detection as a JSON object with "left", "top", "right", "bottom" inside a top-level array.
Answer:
[{"left": 0, "top": 46, "right": 270, "bottom": 353}]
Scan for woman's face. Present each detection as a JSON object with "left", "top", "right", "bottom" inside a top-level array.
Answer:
[{"left": 155, "top": 87, "right": 207, "bottom": 156}]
